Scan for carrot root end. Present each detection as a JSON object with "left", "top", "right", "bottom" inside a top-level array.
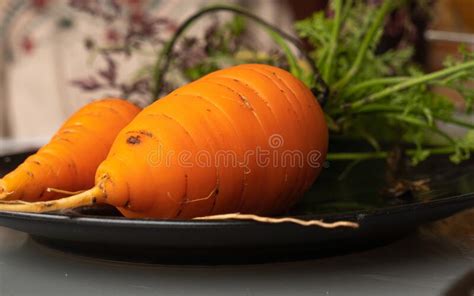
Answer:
[
  {"left": 0, "top": 186, "right": 106, "bottom": 213},
  {"left": 194, "top": 213, "right": 359, "bottom": 228}
]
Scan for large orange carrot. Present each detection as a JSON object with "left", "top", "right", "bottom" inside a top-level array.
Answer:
[
  {"left": 0, "top": 64, "right": 328, "bottom": 218},
  {"left": 0, "top": 98, "right": 140, "bottom": 202}
]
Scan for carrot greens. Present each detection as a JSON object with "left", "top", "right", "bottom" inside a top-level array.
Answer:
[{"left": 296, "top": 0, "right": 474, "bottom": 164}]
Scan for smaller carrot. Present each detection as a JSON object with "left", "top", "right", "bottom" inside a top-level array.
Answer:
[{"left": 0, "top": 98, "right": 141, "bottom": 202}]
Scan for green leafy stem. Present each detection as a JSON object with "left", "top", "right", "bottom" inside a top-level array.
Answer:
[
  {"left": 327, "top": 146, "right": 458, "bottom": 161},
  {"left": 332, "top": 0, "right": 394, "bottom": 91},
  {"left": 345, "top": 60, "right": 474, "bottom": 110}
]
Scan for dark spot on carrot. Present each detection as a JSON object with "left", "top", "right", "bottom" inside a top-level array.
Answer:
[
  {"left": 124, "top": 181, "right": 131, "bottom": 203},
  {"left": 206, "top": 109, "right": 211, "bottom": 112},
  {"left": 237, "top": 93, "right": 252, "bottom": 109},
  {"left": 27, "top": 171, "right": 34, "bottom": 178},
  {"left": 174, "top": 174, "right": 189, "bottom": 218},
  {"left": 32, "top": 160, "right": 41, "bottom": 166},
  {"left": 126, "top": 135, "right": 141, "bottom": 145},
  {"left": 210, "top": 190, "right": 219, "bottom": 210},
  {"left": 57, "top": 137, "right": 73, "bottom": 143},
  {"left": 92, "top": 197, "right": 97, "bottom": 204},
  {"left": 127, "top": 130, "right": 153, "bottom": 138},
  {"left": 44, "top": 202, "right": 54, "bottom": 208},
  {"left": 123, "top": 198, "right": 132, "bottom": 209},
  {"left": 215, "top": 188, "right": 219, "bottom": 195},
  {"left": 138, "top": 130, "right": 153, "bottom": 137}
]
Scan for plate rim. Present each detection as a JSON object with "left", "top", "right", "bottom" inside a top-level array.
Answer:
[{"left": 0, "top": 191, "right": 472, "bottom": 228}]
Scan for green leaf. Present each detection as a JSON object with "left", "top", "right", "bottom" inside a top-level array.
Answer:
[{"left": 267, "top": 30, "right": 305, "bottom": 84}]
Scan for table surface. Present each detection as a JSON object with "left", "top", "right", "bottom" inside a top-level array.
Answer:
[
  {"left": 0, "top": 139, "right": 473, "bottom": 296},
  {"left": 0, "top": 226, "right": 472, "bottom": 296}
]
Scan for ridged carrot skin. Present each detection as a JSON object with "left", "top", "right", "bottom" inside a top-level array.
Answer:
[
  {"left": 106, "top": 64, "right": 328, "bottom": 219},
  {"left": 0, "top": 98, "right": 141, "bottom": 201},
  {"left": 0, "top": 64, "right": 328, "bottom": 219}
]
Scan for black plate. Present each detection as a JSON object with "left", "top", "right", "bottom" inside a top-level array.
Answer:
[{"left": 0, "top": 150, "right": 473, "bottom": 264}]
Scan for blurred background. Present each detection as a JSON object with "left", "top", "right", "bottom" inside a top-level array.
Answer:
[{"left": 0, "top": 0, "right": 473, "bottom": 141}]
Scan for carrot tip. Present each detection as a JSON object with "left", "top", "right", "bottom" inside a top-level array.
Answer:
[{"left": 194, "top": 213, "right": 359, "bottom": 229}]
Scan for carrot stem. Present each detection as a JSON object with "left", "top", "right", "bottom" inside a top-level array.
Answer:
[
  {"left": 347, "top": 59, "right": 474, "bottom": 109},
  {"left": 326, "top": 145, "right": 462, "bottom": 161},
  {"left": 332, "top": 0, "right": 395, "bottom": 91},
  {"left": 0, "top": 187, "right": 105, "bottom": 213}
]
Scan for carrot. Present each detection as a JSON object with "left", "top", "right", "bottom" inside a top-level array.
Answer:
[
  {"left": 0, "top": 98, "right": 141, "bottom": 202},
  {"left": 0, "top": 64, "right": 328, "bottom": 219}
]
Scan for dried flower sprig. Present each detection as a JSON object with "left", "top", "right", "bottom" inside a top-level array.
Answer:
[{"left": 69, "top": 0, "right": 176, "bottom": 104}]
